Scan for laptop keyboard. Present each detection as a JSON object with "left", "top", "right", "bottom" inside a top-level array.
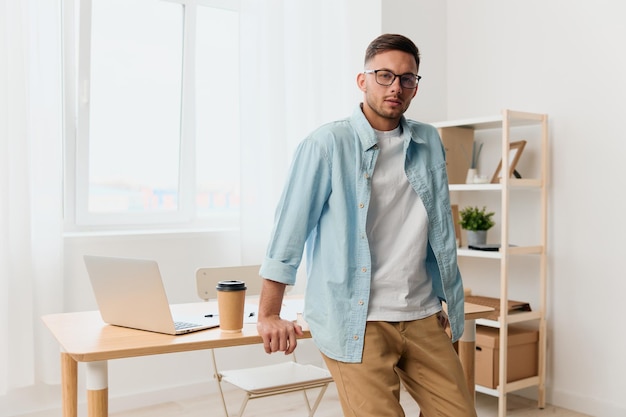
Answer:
[{"left": 174, "top": 321, "right": 200, "bottom": 330}]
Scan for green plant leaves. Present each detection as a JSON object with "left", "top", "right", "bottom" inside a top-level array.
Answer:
[{"left": 459, "top": 205, "right": 495, "bottom": 231}]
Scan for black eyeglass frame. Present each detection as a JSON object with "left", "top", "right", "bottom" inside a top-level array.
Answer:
[{"left": 363, "top": 69, "right": 422, "bottom": 89}]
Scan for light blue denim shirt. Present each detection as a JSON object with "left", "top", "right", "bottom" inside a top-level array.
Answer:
[{"left": 260, "top": 105, "right": 465, "bottom": 363}]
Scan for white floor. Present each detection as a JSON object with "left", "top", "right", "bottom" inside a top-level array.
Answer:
[{"left": 4, "top": 382, "right": 592, "bottom": 417}]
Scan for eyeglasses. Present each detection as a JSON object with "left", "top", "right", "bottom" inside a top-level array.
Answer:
[{"left": 364, "top": 69, "right": 421, "bottom": 89}]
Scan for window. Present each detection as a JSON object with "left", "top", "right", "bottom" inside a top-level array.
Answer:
[{"left": 66, "top": 0, "right": 240, "bottom": 231}]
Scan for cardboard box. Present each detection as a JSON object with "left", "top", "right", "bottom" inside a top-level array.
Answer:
[
  {"left": 475, "top": 325, "right": 539, "bottom": 388},
  {"left": 438, "top": 127, "right": 474, "bottom": 184}
]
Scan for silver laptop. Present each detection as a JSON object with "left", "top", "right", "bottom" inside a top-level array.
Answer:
[{"left": 84, "top": 255, "right": 219, "bottom": 335}]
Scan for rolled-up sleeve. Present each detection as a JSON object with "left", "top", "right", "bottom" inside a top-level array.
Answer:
[{"left": 260, "top": 138, "right": 332, "bottom": 285}]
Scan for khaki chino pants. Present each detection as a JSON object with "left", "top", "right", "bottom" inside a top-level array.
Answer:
[{"left": 322, "top": 315, "right": 477, "bottom": 417}]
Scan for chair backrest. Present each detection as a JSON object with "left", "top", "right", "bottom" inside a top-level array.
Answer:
[
  {"left": 197, "top": 265, "right": 331, "bottom": 417},
  {"left": 196, "top": 265, "right": 263, "bottom": 301}
]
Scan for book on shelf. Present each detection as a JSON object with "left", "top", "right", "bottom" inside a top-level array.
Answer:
[
  {"left": 467, "top": 243, "right": 517, "bottom": 251},
  {"left": 465, "top": 295, "right": 531, "bottom": 320}
]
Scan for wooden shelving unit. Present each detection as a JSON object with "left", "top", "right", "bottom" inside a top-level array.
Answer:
[{"left": 433, "top": 110, "right": 549, "bottom": 417}]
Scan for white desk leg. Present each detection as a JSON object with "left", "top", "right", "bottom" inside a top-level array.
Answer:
[
  {"left": 458, "top": 319, "right": 477, "bottom": 404},
  {"left": 86, "top": 361, "right": 108, "bottom": 417}
]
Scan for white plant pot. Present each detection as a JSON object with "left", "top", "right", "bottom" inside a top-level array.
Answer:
[
  {"left": 465, "top": 168, "right": 477, "bottom": 184},
  {"left": 466, "top": 230, "right": 487, "bottom": 246}
]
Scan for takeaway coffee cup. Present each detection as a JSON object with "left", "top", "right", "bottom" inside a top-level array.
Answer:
[{"left": 216, "top": 280, "right": 247, "bottom": 333}]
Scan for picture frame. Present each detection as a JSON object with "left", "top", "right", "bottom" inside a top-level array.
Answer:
[
  {"left": 491, "top": 140, "right": 527, "bottom": 183},
  {"left": 451, "top": 204, "right": 462, "bottom": 248}
]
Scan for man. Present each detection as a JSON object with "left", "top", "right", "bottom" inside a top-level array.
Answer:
[{"left": 257, "top": 33, "right": 476, "bottom": 417}]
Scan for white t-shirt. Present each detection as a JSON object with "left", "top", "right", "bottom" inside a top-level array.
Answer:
[{"left": 366, "top": 126, "right": 441, "bottom": 321}]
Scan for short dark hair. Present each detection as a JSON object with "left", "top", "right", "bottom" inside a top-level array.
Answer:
[{"left": 364, "top": 34, "right": 420, "bottom": 69}]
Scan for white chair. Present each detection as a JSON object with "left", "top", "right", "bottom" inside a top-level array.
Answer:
[{"left": 196, "top": 266, "right": 333, "bottom": 417}]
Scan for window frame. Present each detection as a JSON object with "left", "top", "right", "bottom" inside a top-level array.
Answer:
[{"left": 63, "top": 0, "right": 241, "bottom": 233}]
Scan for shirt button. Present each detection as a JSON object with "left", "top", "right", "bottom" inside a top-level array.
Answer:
[
  {"left": 358, "top": 300, "right": 364, "bottom": 306},
  {"left": 361, "top": 267, "right": 367, "bottom": 273},
  {"left": 364, "top": 173, "right": 370, "bottom": 179},
  {"left": 353, "top": 335, "right": 359, "bottom": 340},
  {"left": 359, "top": 203, "right": 364, "bottom": 208}
]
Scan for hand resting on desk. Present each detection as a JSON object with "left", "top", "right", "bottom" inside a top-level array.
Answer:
[{"left": 257, "top": 279, "right": 303, "bottom": 355}]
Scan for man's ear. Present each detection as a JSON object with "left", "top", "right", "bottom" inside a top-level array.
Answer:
[{"left": 357, "top": 73, "right": 367, "bottom": 92}]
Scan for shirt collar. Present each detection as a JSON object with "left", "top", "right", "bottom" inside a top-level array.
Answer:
[{"left": 351, "top": 104, "right": 426, "bottom": 150}]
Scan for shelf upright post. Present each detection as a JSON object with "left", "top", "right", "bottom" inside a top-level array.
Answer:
[
  {"left": 497, "top": 109, "right": 512, "bottom": 417},
  {"left": 537, "top": 114, "right": 549, "bottom": 409}
]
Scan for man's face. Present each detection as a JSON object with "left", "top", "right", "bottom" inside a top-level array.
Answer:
[{"left": 357, "top": 50, "right": 419, "bottom": 131}]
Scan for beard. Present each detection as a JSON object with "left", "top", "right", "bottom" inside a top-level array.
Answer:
[{"left": 365, "top": 95, "right": 409, "bottom": 121}]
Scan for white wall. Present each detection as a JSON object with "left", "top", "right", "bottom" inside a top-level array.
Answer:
[
  {"left": 6, "top": 1, "right": 626, "bottom": 416},
  {"left": 386, "top": 1, "right": 626, "bottom": 416},
  {"left": 381, "top": 0, "right": 448, "bottom": 124}
]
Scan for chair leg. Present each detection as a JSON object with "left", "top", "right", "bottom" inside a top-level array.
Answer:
[
  {"left": 301, "top": 389, "right": 312, "bottom": 412},
  {"left": 236, "top": 394, "right": 251, "bottom": 417},
  {"left": 307, "top": 384, "right": 330, "bottom": 417},
  {"left": 211, "top": 350, "right": 230, "bottom": 417},
  {"left": 214, "top": 376, "right": 230, "bottom": 417}
]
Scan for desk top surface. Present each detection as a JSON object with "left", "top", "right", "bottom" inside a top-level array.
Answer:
[{"left": 42, "top": 301, "right": 493, "bottom": 362}]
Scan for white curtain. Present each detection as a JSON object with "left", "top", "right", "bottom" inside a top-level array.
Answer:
[
  {"left": 0, "top": 0, "right": 379, "bottom": 395},
  {"left": 239, "top": 0, "right": 380, "bottom": 263},
  {"left": 0, "top": 0, "right": 64, "bottom": 394}
]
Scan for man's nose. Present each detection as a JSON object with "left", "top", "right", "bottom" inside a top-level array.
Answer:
[{"left": 390, "top": 75, "right": 403, "bottom": 91}]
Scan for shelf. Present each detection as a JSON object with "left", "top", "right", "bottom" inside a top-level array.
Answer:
[
  {"left": 508, "top": 245, "right": 545, "bottom": 255},
  {"left": 432, "top": 115, "right": 502, "bottom": 130},
  {"left": 505, "top": 178, "right": 543, "bottom": 188},
  {"left": 476, "top": 311, "right": 543, "bottom": 328},
  {"left": 457, "top": 245, "right": 544, "bottom": 258},
  {"left": 432, "top": 110, "right": 545, "bottom": 131},
  {"left": 449, "top": 184, "right": 501, "bottom": 191},
  {"left": 457, "top": 248, "right": 502, "bottom": 259},
  {"left": 475, "top": 376, "right": 541, "bottom": 396},
  {"left": 441, "top": 109, "right": 548, "bottom": 416},
  {"left": 448, "top": 178, "right": 542, "bottom": 191}
]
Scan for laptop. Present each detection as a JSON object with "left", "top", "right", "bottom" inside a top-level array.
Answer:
[{"left": 83, "top": 255, "right": 219, "bottom": 335}]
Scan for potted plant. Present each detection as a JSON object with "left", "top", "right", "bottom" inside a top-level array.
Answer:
[{"left": 459, "top": 205, "right": 495, "bottom": 246}]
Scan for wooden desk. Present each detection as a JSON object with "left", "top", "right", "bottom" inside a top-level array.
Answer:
[{"left": 42, "top": 301, "right": 493, "bottom": 417}]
